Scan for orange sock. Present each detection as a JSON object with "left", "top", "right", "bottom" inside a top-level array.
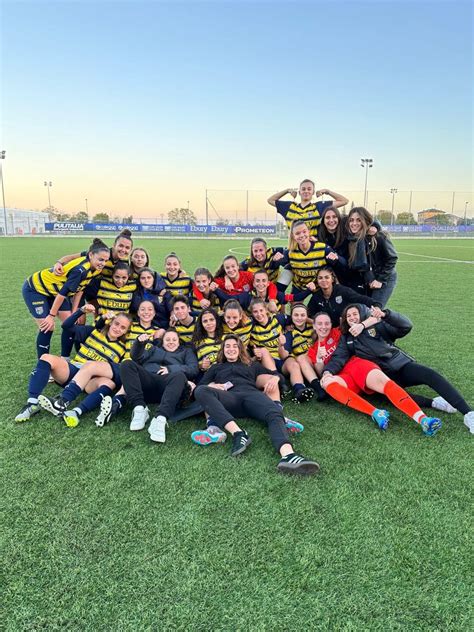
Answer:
[
  {"left": 326, "top": 382, "right": 376, "bottom": 416},
  {"left": 383, "top": 380, "right": 426, "bottom": 423}
]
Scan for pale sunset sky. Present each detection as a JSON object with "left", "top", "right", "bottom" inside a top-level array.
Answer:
[{"left": 1, "top": 0, "right": 472, "bottom": 219}]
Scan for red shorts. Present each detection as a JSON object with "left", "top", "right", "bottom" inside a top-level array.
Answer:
[{"left": 337, "top": 356, "right": 380, "bottom": 394}]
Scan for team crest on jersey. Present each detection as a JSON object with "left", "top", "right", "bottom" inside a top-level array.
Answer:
[
  {"left": 327, "top": 338, "right": 333, "bottom": 344},
  {"left": 335, "top": 295, "right": 342, "bottom": 304},
  {"left": 35, "top": 306, "right": 45, "bottom": 316},
  {"left": 243, "top": 284, "right": 250, "bottom": 291},
  {"left": 367, "top": 328, "right": 377, "bottom": 337}
]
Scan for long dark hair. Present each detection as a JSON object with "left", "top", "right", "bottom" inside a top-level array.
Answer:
[
  {"left": 340, "top": 304, "right": 362, "bottom": 335},
  {"left": 214, "top": 255, "right": 239, "bottom": 279},
  {"left": 101, "top": 312, "right": 133, "bottom": 342},
  {"left": 217, "top": 334, "right": 251, "bottom": 365},
  {"left": 88, "top": 238, "right": 109, "bottom": 255},
  {"left": 318, "top": 206, "right": 346, "bottom": 248},
  {"left": 192, "top": 307, "right": 223, "bottom": 345},
  {"left": 248, "top": 238, "right": 267, "bottom": 267},
  {"left": 347, "top": 207, "right": 377, "bottom": 266},
  {"left": 114, "top": 228, "right": 133, "bottom": 246}
]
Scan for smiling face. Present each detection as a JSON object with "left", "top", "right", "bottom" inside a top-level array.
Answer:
[
  {"left": 201, "top": 311, "right": 217, "bottom": 335},
  {"left": 293, "top": 223, "right": 310, "bottom": 247},
  {"left": 299, "top": 180, "right": 314, "bottom": 203},
  {"left": 224, "top": 308, "right": 241, "bottom": 329},
  {"left": 195, "top": 273, "right": 211, "bottom": 294},
  {"left": 137, "top": 300, "right": 155, "bottom": 323},
  {"left": 165, "top": 256, "right": 180, "bottom": 278},
  {"left": 172, "top": 300, "right": 190, "bottom": 322},
  {"left": 113, "top": 237, "right": 132, "bottom": 260},
  {"left": 139, "top": 271, "right": 154, "bottom": 289},
  {"left": 324, "top": 209, "right": 339, "bottom": 233},
  {"left": 131, "top": 248, "right": 148, "bottom": 270},
  {"left": 223, "top": 337, "right": 240, "bottom": 362},
  {"left": 112, "top": 268, "right": 130, "bottom": 288},
  {"left": 223, "top": 257, "right": 239, "bottom": 280},
  {"left": 348, "top": 212, "right": 363, "bottom": 235},
  {"left": 317, "top": 269, "right": 334, "bottom": 293},
  {"left": 314, "top": 314, "right": 332, "bottom": 340},
  {"left": 251, "top": 302, "right": 268, "bottom": 324},
  {"left": 251, "top": 241, "right": 267, "bottom": 262},
  {"left": 163, "top": 331, "right": 180, "bottom": 352},
  {"left": 89, "top": 250, "right": 110, "bottom": 271},
  {"left": 253, "top": 272, "right": 269, "bottom": 294},
  {"left": 292, "top": 306, "right": 308, "bottom": 328},
  {"left": 108, "top": 315, "right": 130, "bottom": 340},
  {"left": 346, "top": 306, "right": 361, "bottom": 325}
]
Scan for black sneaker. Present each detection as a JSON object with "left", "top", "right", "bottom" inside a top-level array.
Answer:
[
  {"left": 38, "top": 395, "right": 67, "bottom": 417},
  {"left": 280, "top": 380, "right": 293, "bottom": 401},
  {"left": 230, "top": 430, "right": 252, "bottom": 457},
  {"left": 293, "top": 387, "right": 314, "bottom": 404},
  {"left": 277, "top": 453, "right": 320, "bottom": 476}
]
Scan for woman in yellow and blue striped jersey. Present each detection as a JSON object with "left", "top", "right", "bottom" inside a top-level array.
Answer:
[{"left": 22, "top": 238, "right": 110, "bottom": 358}]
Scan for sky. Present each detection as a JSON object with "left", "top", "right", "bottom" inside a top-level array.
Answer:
[{"left": 1, "top": 0, "right": 473, "bottom": 219}]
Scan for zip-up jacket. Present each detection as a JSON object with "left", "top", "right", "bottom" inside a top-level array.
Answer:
[{"left": 131, "top": 338, "right": 199, "bottom": 378}]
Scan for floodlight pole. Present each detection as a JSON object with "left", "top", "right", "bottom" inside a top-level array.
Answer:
[
  {"left": 0, "top": 150, "right": 7, "bottom": 235},
  {"left": 390, "top": 188, "right": 398, "bottom": 225},
  {"left": 360, "top": 158, "right": 373, "bottom": 207}
]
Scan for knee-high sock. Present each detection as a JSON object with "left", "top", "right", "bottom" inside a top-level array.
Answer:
[
  {"left": 77, "top": 386, "right": 113, "bottom": 414},
  {"left": 383, "top": 380, "right": 426, "bottom": 423},
  {"left": 325, "top": 382, "right": 376, "bottom": 416},
  {"left": 28, "top": 359, "right": 52, "bottom": 400},
  {"left": 36, "top": 331, "right": 53, "bottom": 358},
  {"left": 61, "top": 328, "right": 75, "bottom": 358},
  {"left": 61, "top": 380, "right": 83, "bottom": 403}
]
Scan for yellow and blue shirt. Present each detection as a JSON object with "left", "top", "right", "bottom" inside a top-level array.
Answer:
[
  {"left": 28, "top": 256, "right": 100, "bottom": 298},
  {"left": 89, "top": 277, "right": 137, "bottom": 316},
  {"left": 250, "top": 315, "right": 284, "bottom": 359},
  {"left": 73, "top": 329, "right": 127, "bottom": 365},
  {"left": 288, "top": 241, "right": 328, "bottom": 290},
  {"left": 275, "top": 200, "right": 332, "bottom": 238},
  {"left": 161, "top": 273, "right": 193, "bottom": 297}
]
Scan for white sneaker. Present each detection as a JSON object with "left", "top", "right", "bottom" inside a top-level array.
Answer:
[
  {"left": 148, "top": 415, "right": 167, "bottom": 443},
  {"left": 130, "top": 405, "right": 149, "bottom": 431},
  {"left": 463, "top": 411, "right": 474, "bottom": 434},
  {"left": 432, "top": 396, "right": 457, "bottom": 414}
]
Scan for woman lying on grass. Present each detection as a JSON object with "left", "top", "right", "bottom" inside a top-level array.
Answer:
[
  {"left": 191, "top": 335, "right": 319, "bottom": 476},
  {"left": 321, "top": 304, "right": 474, "bottom": 435}
]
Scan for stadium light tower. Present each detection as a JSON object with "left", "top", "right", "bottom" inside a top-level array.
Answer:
[
  {"left": 44, "top": 180, "right": 53, "bottom": 209},
  {"left": 360, "top": 158, "right": 373, "bottom": 207},
  {"left": 0, "top": 150, "right": 7, "bottom": 235},
  {"left": 374, "top": 201, "right": 378, "bottom": 217},
  {"left": 464, "top": 201, "right": 470, "bottom": 224},
  {"left": 390, "top": 188, "right": 398, "bottom": 225}
]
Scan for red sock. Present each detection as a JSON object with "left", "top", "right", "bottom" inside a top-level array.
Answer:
[
  {"left": 383, "top": 380, "right": 426, "bottom": 423},
  {"left": 326, "top": 382, "right": 376, "bottom": 417}
]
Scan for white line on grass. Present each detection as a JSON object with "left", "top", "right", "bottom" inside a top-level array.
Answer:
[{"left": 397, "top": 251, "right": 474, "bottom": 264}]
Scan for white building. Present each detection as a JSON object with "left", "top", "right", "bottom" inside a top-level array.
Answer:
[{"left": 0, "top": 208, "right": 50, "bottom": 235}]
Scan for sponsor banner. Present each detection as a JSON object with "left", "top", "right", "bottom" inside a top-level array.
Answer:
[{"left": 45, "top": 222, "right": 277, "bottom": 234}]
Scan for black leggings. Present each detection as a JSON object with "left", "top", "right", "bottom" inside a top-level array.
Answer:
[
  {"left": 194, "top": 386, "right": 291, "bottom": 452},
  {"left": 120, "top": 360, "right": 188, "bottom": 419},
  {"left": 388, "top": 362, "right": 471, "bottom": 415}
]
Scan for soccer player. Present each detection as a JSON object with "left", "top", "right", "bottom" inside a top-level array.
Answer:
[
  {"left": 86, "top": 261, "right": 137, "bottom": 316},
  {"left": 161, "top": 253, "right": 193, "bottom": 298},
  {"left": 267, "top": 179, "right": 348, "bottom": 238},
  {"left": 213, "top": 255, "right": 254, "bottom": 295},
  {"left": 22, "top": 238, "right": 110, "bottom": 358},
  {"left": 239, "top": 238, "right": 286, "bottom": 282},
  {"left": 130, "top": 267, "right": 169, "bottom": 329},
  {"left": 191, "top": 335, "right": 320, "bottom": 475},
  {"left": 170, "top": 296, "right": 197, "bottom": 344}
]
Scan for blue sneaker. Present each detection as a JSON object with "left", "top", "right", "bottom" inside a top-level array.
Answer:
[
  {"left": 191, "top": 426, "right": 227, "bottom": 446},
  {"left": 371, "top": 409, "right": 390, "bottom": 430},
  {"left": 284, "top": 417, "right": 304, "bottom": 434},
  {"left": 420, "top": 417, "right": 442, "bottom": 436}
]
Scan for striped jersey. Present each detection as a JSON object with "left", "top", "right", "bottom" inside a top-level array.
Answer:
[
  {"left": 175, "top": 316, "right": 197, "bottom": 344},
  {"left": 161, "top": 273, "right": 193, "bottom": 297},
  {"left": 93, "top": 277, "right": 137, "bottom": 315},
  {"left": 240, "top": 247, "right": 284, "bottom": 282},
  {"left": 275, "top": 200, "right": 332, "bottom": 238},
  {"left": 194, "top": 336, "right": 222, "bottom": 367},
  {"left": 72, "top": 329, "right": 127, "bottom": 365},
  {"left": 190, "top": 289, "right": 220, "bottom": 312},
  {"left": 289, "top": 241, "right": 328, "bottom": 290},
  {"left": 250, "top": 315, "right": 284, "bottom": 359},
  {"left": 285, "top": 323, "right": 314, "bottom": 357},
  {"left": 125, "top": 322, "right": 160, "bottom": 358},
  {"left": 28, "top": 256, "right": 100, "bottom": 298},
  {"left": 222, "top": 320, "right": 252, "bottom": 346}
]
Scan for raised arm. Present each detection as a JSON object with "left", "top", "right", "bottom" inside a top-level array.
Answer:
[
  {"left": 267, "top": 188, "right": 297, "bottom": 208},
  {"left": 316, "top": 189, "right": 349, "bottom": 209}
]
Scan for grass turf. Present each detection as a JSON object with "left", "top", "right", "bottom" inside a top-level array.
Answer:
[{"left": 1, "top": 237, "right": 473, "bottom": 630}]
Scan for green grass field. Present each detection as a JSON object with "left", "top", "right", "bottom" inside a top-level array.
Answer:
[{"left": 2, "top": 237, "right": 473, "bottom": 631}]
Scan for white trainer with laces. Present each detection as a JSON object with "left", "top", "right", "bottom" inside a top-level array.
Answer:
[
  {"left": 432, "top": 397, "right": 457, "bottom": 414},
  {"left": 463, "top": 411, "right": 474, "bottom": 434},
  {"left": 130, "top": 405, "right": 149, "bottom": 431},
  {"left": 148, "top": 415, "right": 167, "bottom": 443}
]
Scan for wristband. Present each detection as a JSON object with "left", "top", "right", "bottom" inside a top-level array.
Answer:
[{"left": 49, "top": 313, "right": 57, "bottom": 318}]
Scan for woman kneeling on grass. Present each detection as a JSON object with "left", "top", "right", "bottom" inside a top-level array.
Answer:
[
  {"left": 191, "top": 335, "right": 320, "bottom": 475},
  {"left": 321, "top": 304, "right": 474, "bottom": 434}
]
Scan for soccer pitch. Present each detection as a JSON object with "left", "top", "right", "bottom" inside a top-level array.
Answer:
[{"left": 2, "top": 237, "right": 473, "bottom": 630}]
